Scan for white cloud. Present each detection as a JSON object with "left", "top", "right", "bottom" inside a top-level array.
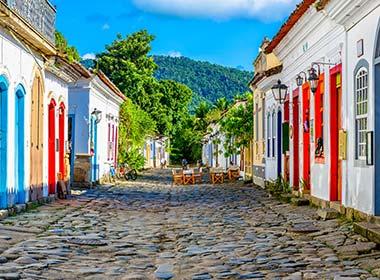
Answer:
[
  {"left": 82, "top": 53, "right": 96, "bottom": 60},
  {"left": 132, "top": 0, "right": 298, "bottom": 21},
  {"left": 102, "top": 23, "right": 110, "bottom": 30},
  {"left": 168, "top": 51, "right": 182, "bottom": 57}
]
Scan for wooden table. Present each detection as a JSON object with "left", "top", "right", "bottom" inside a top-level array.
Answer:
[{"left": 210, "top": 168, "right": 224, "bottom": 184}]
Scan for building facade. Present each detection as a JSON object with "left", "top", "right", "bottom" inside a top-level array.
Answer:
[
  {"left": 255, "top": 0, "right": 380, "bottom": 216},
  {"left": 69, "top": 71, "right": 125, "bottom": 185},
  {"left": 0, "top": 0, "right": 81, "bottom": 208}
]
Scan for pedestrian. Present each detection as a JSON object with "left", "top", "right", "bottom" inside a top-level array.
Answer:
[{"left": 182, "top": 158, "right": 188, "bottom": 170}]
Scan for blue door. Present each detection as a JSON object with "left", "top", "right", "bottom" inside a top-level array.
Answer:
[
  {"left": 375, "top": 22, "right": 380, "bottom": 215},
  {"left": 277, "top": 110, "right": 282, "bottom": 178},
  {"left": 15, "top": 85, "right": 25, "bottom": 204},
  {"left": 0, "top": 76, "right": 8, "bottom": 208},
  {"left": 90, "top": 117, "right": 98, "bottom": 182},
  {"left": 68, "top": 115, "right": 75, "bottom": 184}
]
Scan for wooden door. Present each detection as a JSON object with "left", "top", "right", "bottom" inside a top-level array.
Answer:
[
  {"left": 48, "top": 100, "right": 56, "bottom": 194},
  {"left": 330, "top": 65, "right": 342, "bottom": 202},
  {"left": 30, "top": 75, "right": 44, "bottom": 201},
  {"left": 293, "top": 93, "right": 300, "bottom": 190},
  {"left": 302, "top": 84, "right": 311, "bottom": 190},
  {"left": 59, "top": 103, "right": 65, "bottom": 180}
]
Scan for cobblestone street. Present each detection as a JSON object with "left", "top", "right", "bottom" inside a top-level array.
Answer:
[{"left": 0, "top": 169, "right": 380, "bottom": 279}]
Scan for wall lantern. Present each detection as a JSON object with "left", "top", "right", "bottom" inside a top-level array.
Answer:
[
  {"left": 308, "top": 62, "right": 336, "bottom": 94},
  {"left": 91, "top": 108, "right": 103, "bottom": 124},
  {"left": 271, "top": 80, "right": 288, "bottom": 104},
  {"left": 296, "top": 71, "right": 307, "bottom": 87}
]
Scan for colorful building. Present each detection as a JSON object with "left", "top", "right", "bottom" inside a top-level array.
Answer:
[
  {"left": 0, "top": 0, "right": 83, "bottom": 208},
  {"left": 254, "top": 0, "right": 380, "bottom": 217},
  {"left": 69, "top": 70, "right": 126, "bottom": 186},
  {"left": 144, "top": 136, "right": 170, "bottom": 169}
]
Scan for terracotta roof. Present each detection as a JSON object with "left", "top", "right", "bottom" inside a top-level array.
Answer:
[
  {"left": 265, "top": 0, "right": 317, "bottom": 54},
  {"left": 95, "top": 70, "right": 127, "bottom": 101}
]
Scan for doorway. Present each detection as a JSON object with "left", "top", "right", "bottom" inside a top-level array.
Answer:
[
  {"left": 374, "top": 22, "right": 380, "bottom": 214},
  {"left": 58, "top": 103, "right": 65, "bottom": 181},
  {"left": 277, "top": 110, "right": 282, "bottom": 178},
  {"left": 0, "top": 76, "right": 8, "bottom": 208},
  {"left": 302, "top": 84, "right": 311, "bottom": 190},
  {"left": 15, "top": 85, "right": 26, "bottom": 203},
  {"left": 292, "top": 90, "right": 299, "bottom": 190},
  {"left": 330, "top": 64, "right": 343, "bottom": 202},
  {"left": 48, "top": 99, "right": 56, "bottom": 195},
  {"left": 29, "top": 75, "right": 44, "bottom": 201}
]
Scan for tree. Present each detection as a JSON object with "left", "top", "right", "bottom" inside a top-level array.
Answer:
[
  {"left": 219, "top": 93, "right": 253, "bottom": 157},
  {"left": 214, "top": 97, "right": 230, "bottom": 111},
  {"left": 55, "top": 31, "right": 80, "bottom": 62},
  {"left": 118, "top": 99, "right": 156, "bottom": 169}
]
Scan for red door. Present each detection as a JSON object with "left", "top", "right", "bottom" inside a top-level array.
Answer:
[
  {"left": 292, "top": 90, "right": 300, "bottom": 190},
  {"left": 330, "top": 64, "right": 342, "bottom": 202},
  {"left": 59, "top": 103, "right": 65, "bottom": 180},
  {"left": 48, "top": 99, "right": 56, "bottom": 194},
  {"left": 302, "top": 84, "right": 311, "bottom": 190}
]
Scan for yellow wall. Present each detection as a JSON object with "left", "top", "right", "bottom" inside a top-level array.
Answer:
[{"left": 253, "top": 89, "right": 265, "bottom": 166}]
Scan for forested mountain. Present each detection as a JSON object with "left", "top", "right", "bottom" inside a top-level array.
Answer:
[{"left": 153, "top": 56, "right": 253, "bottom": 107}]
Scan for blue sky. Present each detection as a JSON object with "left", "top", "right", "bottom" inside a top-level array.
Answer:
[{"left": 53, "top": 0, "right": 299, "bottom": 70}]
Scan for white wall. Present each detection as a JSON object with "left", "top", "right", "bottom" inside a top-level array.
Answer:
[
  {"left": 344, "top": 5, "right": 380, "bottom": 215},
  {"left": 273, "top": 6, "right": 345, "bottom": 201}
]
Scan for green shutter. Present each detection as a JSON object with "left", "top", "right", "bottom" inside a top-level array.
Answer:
[{"left": 283, "top": 122, "right": 289, "bottom": 153}]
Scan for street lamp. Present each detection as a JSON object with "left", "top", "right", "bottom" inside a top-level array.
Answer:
[
  {"left": 308, "top": 62, "right": 336, "bottom": 94},
  {"left": 296, "top": 71, "right": 308, "bottom": 87},
  {"left": 91, "top": 108, "right": 102, "bottom": 124},
  {"left": 271, "top": 80, "right": 288, "bottom": 104},
  {"left": 308, "top": 65, "right": 320, "bottom": 94}
]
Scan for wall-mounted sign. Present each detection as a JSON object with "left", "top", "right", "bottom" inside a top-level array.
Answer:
[
  {"left": 339, "top": 130, "right": 347, "bottom": 160},
  {"left": 357, "top": 39, "right": 364, "bottom": 57},
  {"left": 367, "top": 131, "right": 374, "bottom": 166}
]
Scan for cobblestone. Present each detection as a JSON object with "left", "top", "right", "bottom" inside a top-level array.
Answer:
[{"left": 0, "top": 169, "right": 379, "bottom": 279}]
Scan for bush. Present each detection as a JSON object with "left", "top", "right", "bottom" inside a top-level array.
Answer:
[{"left": 121, "top": 148, "right": 146, "bottom": 171}]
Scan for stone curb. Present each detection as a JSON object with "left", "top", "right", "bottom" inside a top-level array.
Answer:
[{"left": 0, "top": 195, "right": 57, "bottom": 222}]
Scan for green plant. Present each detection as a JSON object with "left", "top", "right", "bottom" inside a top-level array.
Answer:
[
  {"left": 122, "top": 147, "right": 146, "bottom": 171},
  {"left": 267, "top": 176, "right": 291, "bottom": 195}
]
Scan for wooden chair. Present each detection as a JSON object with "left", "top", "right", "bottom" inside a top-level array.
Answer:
[
  {"left": 228, "top": 166, "right": 240, "bottom": 181},
  {"left": 193, "top": 167, "right": 202, "bottom": 184},
  {"left": 172, "top": 169, "right": 184, "bottom": 185},
  {"left": 183, "top": 169, "right": 195, "bottom": 185},
  {"left": 210, "top": 168, "right": 224, "bottom": 184}
]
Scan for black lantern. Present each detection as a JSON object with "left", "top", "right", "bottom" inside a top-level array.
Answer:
[
  {"left": 296, "top": 71, "right": 307, "bottom": 87},
  {"left": 308, "top": 66, "right": 319, "bottom": 94},
  {"left": 271, "top": 80, "right": 288, "bottom": 104},
  {"left": 91, "top": 108, "right": 103, "bottom": 124}
]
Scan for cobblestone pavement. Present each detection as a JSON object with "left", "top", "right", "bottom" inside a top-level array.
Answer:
[{"left": 1, "top": 169, "right": 380, "bottom": 280}]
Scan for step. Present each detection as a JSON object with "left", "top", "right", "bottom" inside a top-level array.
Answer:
[
  {"left": 354, "top": 222, "right": 380, "bottom": 244},
  {"left": 317, "top": 208, "right": 340, "bottom": 220},
  {"left": 291, "top": 197, "right": 310, "bottom": 206}
]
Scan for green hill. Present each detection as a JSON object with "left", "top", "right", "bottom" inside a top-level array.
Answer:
[{"left": 153, "top": 56, "right": 252, "bottom": 108}]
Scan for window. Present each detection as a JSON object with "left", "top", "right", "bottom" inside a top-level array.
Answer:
[
  {"left": 355, "top": 68, "right": 369, "bottom": 160},
  {"left": 255, "top": 103, "right": 259, "bottom": 141},
  {"left": 315, "top": 74, "right": 324, "bottom": 159},
  {"left": 267, "top": 113, "right": 271, "bottom": 157},
  {"left": 272, "top": 111, "right": 276, "bottom": 158}
]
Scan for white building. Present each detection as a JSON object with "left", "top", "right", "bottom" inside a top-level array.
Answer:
[
  {"left": 69, "top": 71, "right": 126, "bottom": 185},
  {"left": 143, "top": 136, "right": 170, "bottom": 169},
  {"left": 259, "top": 0, "right": 380, "bottom": 216},
  {"left": 0, "top": 0, "right": 81, "bottom": 208}
]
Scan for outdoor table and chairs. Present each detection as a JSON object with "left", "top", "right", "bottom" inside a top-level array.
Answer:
[
  {"left": 172, "top": 166, "right": 239, "bottom": 185},
  {"left": 210, "top": 167, "right": 224, "bottom": 184}
]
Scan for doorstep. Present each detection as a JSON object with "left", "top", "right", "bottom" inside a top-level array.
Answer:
[{"left": 354, "top": 222, "right": 380, "bottom": 244}]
